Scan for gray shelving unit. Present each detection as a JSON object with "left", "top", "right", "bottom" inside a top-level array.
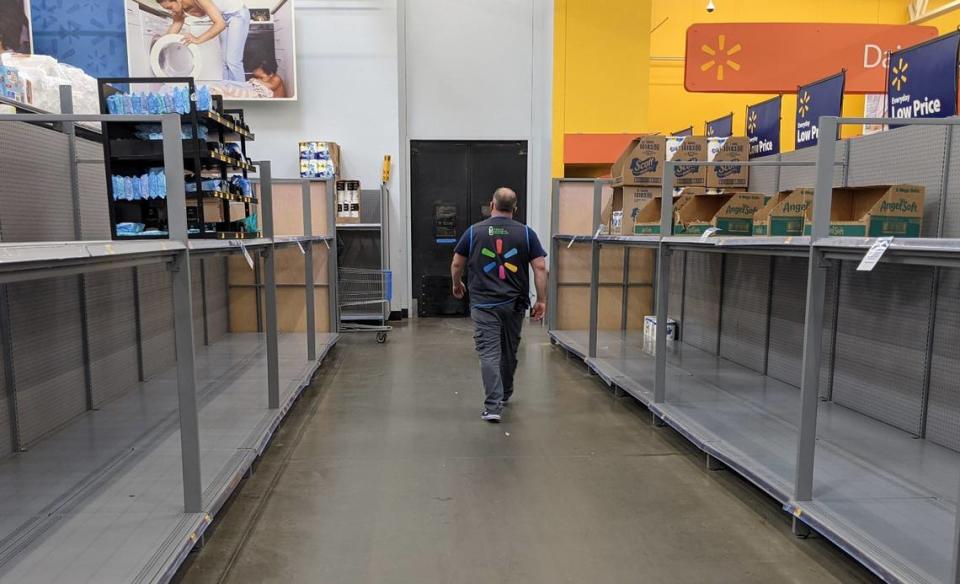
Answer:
[
  {"left": 336, "top": 186, "right": 392, "bottom": 329},
  {"left": 0, "top": 112, "right": 340, "bottom": 582},
  {"left": 548, "top": 119, "right": 960, "bottom": 584}
]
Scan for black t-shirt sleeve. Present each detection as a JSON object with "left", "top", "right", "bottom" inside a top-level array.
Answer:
[
  {"left": 454, "top": 226, "right": 471, "bottom": 256},
  {"left": 527, "top": 227, "right": 547, "bottom": 259}
]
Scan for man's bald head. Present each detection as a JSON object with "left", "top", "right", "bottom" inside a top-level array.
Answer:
[{"left": 492, "top": 188, "right": 518, "bottom": 213}]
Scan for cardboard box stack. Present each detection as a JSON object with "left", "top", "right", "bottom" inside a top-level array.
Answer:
[
  {"left": 336, "top": 179, "right": 361, "bottom": 224},
  {"left": 607, "top": 135, "right": 756, "bottom": 235},
  {"left": 707, "top": 137, "right": 750, "bottom": 190},
  {"left": 299, "top": 141, "right": 341, "bottom": 180},
  {"left": 667, "top": 136, "right": 708, "bottom": 188},
  {"left": 611, "top": 135, "right": 665, "bottom": 187},
  {"left": 801, "top": 184, "right": 925, "bottom": 237}
]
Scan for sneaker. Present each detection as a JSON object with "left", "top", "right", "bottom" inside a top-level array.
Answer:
[
  {"left": 501, "top": 394, "right": 511, "bottom": 405},
  {"left": 481, "top": 411, "right": 502, "bottom": 423}
]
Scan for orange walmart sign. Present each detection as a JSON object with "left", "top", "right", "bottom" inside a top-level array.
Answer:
[{"left": 685, "top": 23, "right": 938, "bottom": 94}]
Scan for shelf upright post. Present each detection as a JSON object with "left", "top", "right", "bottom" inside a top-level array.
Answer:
[
  {"left": 302, "top": 180, "right": 317, "bottom": 361},
  {"left": 163, "top": 113, "right": 203, "bottom": 514},
  {"left": 259, "top": 162, "right": 281, "bottom": 409},
  {"left": 654, "top": 163, "right": 675, "bottom": 405},
  {"left": 326, "top": 180, "right": 340, "bottom": 333},
  {"left": 199, "top": 259, "right": 209, "bottom": 345},
  {"left": 60, "top": 86, "right": 94, "bottom": 410},
  {"left": 547, "top": 179, "right": 560, "bottom": 330},
  {"left": 620, "top": 247, "right": 631, "bottom": 333},
  {"left": 587, "top": 179, "right": 603, "bottom": 360},
  {"left": 793, "top": 115, "right": 838, "bottom": 503}
]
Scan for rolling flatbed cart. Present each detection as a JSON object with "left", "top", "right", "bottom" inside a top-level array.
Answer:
[
  {"left": 337, "top": 266, "right": 392, "bottom": 343},
  {"left": 336, "top": 184, "right": 392, "bottom": 342}
]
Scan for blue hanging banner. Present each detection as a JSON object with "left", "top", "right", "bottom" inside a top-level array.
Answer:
[
  {"left": 672, "top": 126, "right": 694, "bottom": 137},
  {"left": 795, "top": 71, "right": 846, "bottom": 149},
  {"left": 705, "top": 113, "right": 734, "bottom": 138},
  {"left": 887, "top": 31, "right": 960, "bottom": 128},
  {"left": 746, "top": 96, "right": 781, "bottom": 159}
]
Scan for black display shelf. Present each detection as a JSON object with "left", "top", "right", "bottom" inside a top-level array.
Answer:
[
  {"left": 108, "top": 139, "right": 252, "bottom": 170},
  {"left": 97, "top": 77, "right": 256, "bottom": 241}
]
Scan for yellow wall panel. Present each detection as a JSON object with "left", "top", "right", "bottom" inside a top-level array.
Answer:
[{"left": 553, "top": 0, "right": 653, "bottom": 176}]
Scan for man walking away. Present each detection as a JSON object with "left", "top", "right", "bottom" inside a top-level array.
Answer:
[{"left": 451, "top": 188, "right": 548, "bottom": 423}]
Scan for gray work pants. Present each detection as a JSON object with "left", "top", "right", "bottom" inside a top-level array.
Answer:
[{"left": 471, "top": 301, "right": 525, "bottom": 414}]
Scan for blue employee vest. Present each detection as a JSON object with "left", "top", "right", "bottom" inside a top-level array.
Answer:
[{"left": 466, "top": 217, "right": 533, "bottom": 308}]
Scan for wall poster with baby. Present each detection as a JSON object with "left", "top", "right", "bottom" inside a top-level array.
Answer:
[
  {"left": 124, "top": 0, "right": 297, "bottom": 101},
  {"left": 0, "top": 0, "right": 32, "bottom": 54}
]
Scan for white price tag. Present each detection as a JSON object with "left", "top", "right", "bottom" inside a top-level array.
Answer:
[
  {"left": 594, "top": 225, "right": 604, "bottom": 239},
  {"left": 856, "top": 237, "right": 893, "bottom": 272},
  {"left": 240, "top": 243, "right": 254, "bottom": 270},
  {"left": 567, "top": 236, "right": 577, "bottom": 249},
  {"left": 297, "top": 241, "right": 306, "bottom": 255},
  {"left": 699, "top": 227, "right": 720, "bottom": 242},
  {"left": 322, "top": 237, "right": 331, "bottom": 250}
]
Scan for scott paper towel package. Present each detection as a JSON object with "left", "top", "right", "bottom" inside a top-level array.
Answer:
[{"left": 707, "top": 137, "right": 750, "bottom": 189}]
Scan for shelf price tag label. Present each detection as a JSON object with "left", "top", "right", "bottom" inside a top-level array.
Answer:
[
  {"left": 240, "top": 243, "right": 255, "bottom": 270},
  {"left": 856, "top": 237, "right": 893, "bottom": 272},
  {"left": 699, "top": 227, "right": 720, "bottom": 242},
  {"left": 297, "top": 241, "right": 306, "bottom": 255}
]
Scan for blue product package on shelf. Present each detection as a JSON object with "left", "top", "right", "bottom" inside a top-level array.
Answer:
[
  {"left": 116, "top": 222, "right": 146, "bottom": 235},
  {"left": 197, "top": 85, "right": 212, "bottom": 112}
]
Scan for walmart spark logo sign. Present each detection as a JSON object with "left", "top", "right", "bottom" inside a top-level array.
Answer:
[
  {"left": 482, "top": 239, "right": 519, "bottom": 280},
  {"left": 891, "top": 57, "right": 908, "bottom": 91},
  {"left": 798, "top": 91, "right": 811, "bottom": 118},
  {"left": 705, "top": 113, "right": 733, "bottom": 138},
  {"left": 746, "top": 96, "right": 780, "bottom": 158},
  {"left": 700, "top": 35, "right": 742, "bottom": 81},
  {"left": 887, "top": 32, "right": 959, "bottom": 127},
  {"left": 795, "top": 71, "right": 845, "bottom": 150}
]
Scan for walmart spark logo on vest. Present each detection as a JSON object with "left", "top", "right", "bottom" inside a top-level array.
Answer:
[{"left": 481, "top": 238, "right": 519, "bottom": 280}]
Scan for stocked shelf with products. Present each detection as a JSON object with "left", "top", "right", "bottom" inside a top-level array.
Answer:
[
  {"left": 97, "top": 77, "right": 258, "bottom": 240},
  {"left": 547, "top": 116, "right": 960, "bottom": 584}
]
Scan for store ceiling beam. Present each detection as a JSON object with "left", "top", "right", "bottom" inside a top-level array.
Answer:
[{"left": 909, "top": 0, "right": 960, "bottom": 23}]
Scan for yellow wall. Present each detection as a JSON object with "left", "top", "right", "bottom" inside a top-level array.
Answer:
[
  {"left": 552, "top": 0, "right": 652, "bottom": 177},
  {"left": 554, "top": 0, "right": 916, "bottom": 176}
]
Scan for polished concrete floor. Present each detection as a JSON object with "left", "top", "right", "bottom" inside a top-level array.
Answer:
[{"left": 176, "top": 319, "right": 878, "bottom": 584}]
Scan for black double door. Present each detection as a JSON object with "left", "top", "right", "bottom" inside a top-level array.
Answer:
[{"left": 410, "top": 141, "right": 528, "bottom": 317}]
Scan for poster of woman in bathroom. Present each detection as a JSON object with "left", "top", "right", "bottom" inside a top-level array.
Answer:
[
  {"left": 125, "top": 0, "right": 296, "bottom": 100},
  {"left": 0, "top": 0, "right": 32, "bottom": 54}
]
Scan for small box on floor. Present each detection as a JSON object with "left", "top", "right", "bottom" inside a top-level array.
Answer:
[{"left": 644, "top": 316, "right": 678, "bottom": 341}]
